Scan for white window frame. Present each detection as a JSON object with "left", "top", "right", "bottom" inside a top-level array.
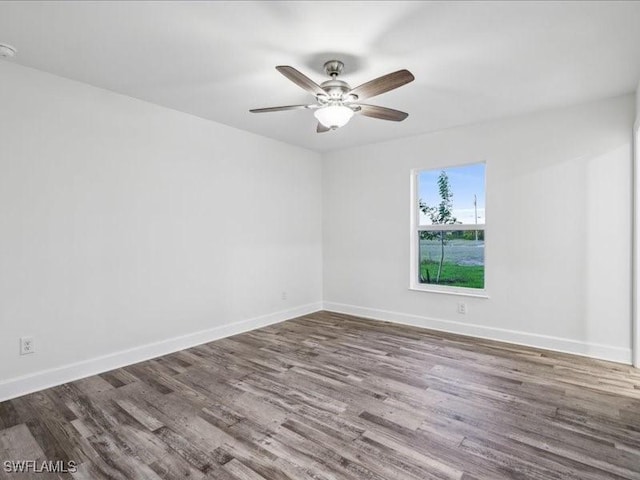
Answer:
[{"left": 409, "top": 162, "right": 488, "bottom": 298}]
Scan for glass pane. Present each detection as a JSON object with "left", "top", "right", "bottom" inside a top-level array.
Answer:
[
  {"left": 418, "top": 230, "right": 484, "bottom": 289},
  {"left": 418, "top": 163, "right": 485, "bottom": 226}
]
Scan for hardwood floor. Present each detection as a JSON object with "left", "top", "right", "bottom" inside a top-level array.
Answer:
[{"left": 1, "top": 311, "right": 639, "bottom": 479}]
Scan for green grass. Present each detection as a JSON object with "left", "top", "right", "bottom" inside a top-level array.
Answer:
[{"left": 420, "top": 261, "right": 484, "bottom": 289}]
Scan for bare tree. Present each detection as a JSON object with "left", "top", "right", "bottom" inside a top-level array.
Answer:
[{"left": 419, "top": 171, "right": 457, "bottom": 283}]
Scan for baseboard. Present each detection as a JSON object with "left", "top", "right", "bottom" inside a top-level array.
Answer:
[
  {"left": 0, "top": 302, "right": 323, "bottom": 402},
  {"left": 2, "top": 300, "right": 630, "bottom": 403},
  {"left": 323, "top": 301, "right": 632, "bottom": 364}
]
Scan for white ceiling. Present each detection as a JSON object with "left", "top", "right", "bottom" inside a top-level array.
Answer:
[{"left": 1, "top": 1, "right": 639, "bottom": 152}]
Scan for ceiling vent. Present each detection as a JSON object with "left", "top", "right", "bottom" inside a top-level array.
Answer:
[{"left": 0, "top": 44, "right": 17, "bottom": 59}]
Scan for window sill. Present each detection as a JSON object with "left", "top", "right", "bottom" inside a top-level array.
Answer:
[{"left": 409, "top": 284, "right": 490, "bottom": 299}]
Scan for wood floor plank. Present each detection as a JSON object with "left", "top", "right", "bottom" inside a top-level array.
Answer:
[{"left": 1, "top": 311, "right": 639, "bottom": 479}]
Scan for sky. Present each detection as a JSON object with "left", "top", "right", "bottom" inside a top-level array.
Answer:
[{"left": 418, "top": 163, "right": 485, "bottom": 225}]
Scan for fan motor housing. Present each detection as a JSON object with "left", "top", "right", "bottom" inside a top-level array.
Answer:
[{"left": 320, "top": 79, "right": 351, "bottom": 99}]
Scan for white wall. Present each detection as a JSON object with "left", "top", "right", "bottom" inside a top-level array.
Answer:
[
  {"left": 0, "top": 62, "right": 323, "bottom": 399},
  {"left": 634, "top": 83, "right": 640, "bottom": 367},
  {"left": 0, "top": 61, "right": 635, "bottom": 404},
  {"left": 323, "top": 95, "right": 635, "bottom": 363}
]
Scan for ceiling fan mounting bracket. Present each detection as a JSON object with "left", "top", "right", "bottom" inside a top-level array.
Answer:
[{"left": 323, "top": 60, "right": 344, "bottom": 78}]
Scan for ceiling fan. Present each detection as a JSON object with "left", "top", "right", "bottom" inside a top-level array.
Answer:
[{"left": 250, "top": 60, "right": 415, "bottom": 133}]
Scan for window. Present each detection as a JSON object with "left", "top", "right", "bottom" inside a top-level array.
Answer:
[{"left": 410, "top": 163, "right": 486, "bottom": 295}]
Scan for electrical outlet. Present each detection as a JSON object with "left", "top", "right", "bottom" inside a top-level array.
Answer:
[
  {"left": 281, "top": 291, "right": 287, "bottom": 300},
  {"left": 20, "top": 336, "right": 35, "bottom": 355},
  {"left": 457, "top": 302, "right": 467, "bottom": 315}
]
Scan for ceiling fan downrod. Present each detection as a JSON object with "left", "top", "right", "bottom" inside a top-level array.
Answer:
[{"left": 319, "top": 60, "right": 352, "bottom": 101}]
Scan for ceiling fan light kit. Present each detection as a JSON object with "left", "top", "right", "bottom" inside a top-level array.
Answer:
[
  {"left": 250, "top": 60, "right": 414, "bottom": 133},
  {"left": 314, "top": 105, "right": 354, "bottom": 129}
]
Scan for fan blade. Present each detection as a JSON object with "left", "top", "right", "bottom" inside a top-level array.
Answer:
[
  {"left": 317, "top": 122, "right": 331, "bottom": 133},
  {"left": 276, "top": 66, "right": 327, "bottom": 97},
  {"left": 355, "top": 104, "right": 409, "bottom": 121},
  {"left": 349, "top": 69, "right": 414, "bottom": 101},
  {"left": 250, "top": 105, "right": 315, "bottom": 113}
]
